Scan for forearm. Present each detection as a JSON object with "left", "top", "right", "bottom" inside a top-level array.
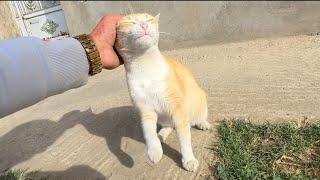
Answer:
[
  {"left": 45, "top": 37, "right": 89, "bottom": 96},
  {"left": 0, "top": 37, "right": 89, "bottom": 118}
]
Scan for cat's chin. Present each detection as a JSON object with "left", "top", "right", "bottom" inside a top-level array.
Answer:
[
  {"left": 135, "top": 43, "right": 155, "bottom": 50},
  {"left": 134, "top": 36, "right": 155, "bottom": 48}
]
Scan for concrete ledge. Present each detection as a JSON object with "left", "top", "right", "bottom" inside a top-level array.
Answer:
[{"left": 61, "top": 1, "right": 320, "bottom": 50}]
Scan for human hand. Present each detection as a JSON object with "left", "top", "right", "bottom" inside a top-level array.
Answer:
[{"left": 89, "top": 15, "right": 123, "bottom": 69}]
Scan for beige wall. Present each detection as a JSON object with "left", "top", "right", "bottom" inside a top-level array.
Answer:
[
  {"left": 0, "top": 2, "right": 20, "bottom": 40},
  {"left": 61, "top": 1, "right": 320, "bottom": 50}
]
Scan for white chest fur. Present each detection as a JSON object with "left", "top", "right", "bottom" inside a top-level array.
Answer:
[{"left": 124, "top": 49, "right": 169, "bottom": 113}]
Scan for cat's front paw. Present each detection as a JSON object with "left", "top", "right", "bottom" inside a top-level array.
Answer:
[
  {"left": 182, "top": 159, "right": 199, "bottom": 172},
  {"left": 147, "top": 145, "right": 163, "bottom": 164},
  {"left": 196, "top": 121, "right": 212, "bottom": 131}
]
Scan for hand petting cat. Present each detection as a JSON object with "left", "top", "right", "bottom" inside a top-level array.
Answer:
[{"left": 90, "top": 15, "right": 124, "bottom": 69}]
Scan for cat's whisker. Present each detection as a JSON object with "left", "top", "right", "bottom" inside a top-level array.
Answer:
[
  {"left": 159, "top": 31, "right": 170, "bottom": 34},
  {"left": 126, "top": 7, "right": 131, "bottom": 15},
  {"left": 120, "top": 48, "right": 134, "bottom": 52},
  {"left": 129, "top": 5, "right": 134, "bottom": 14},
  {"left": 120, "top": 8, "right": 124, "bottom": 15},
  {"left": 119, "top": 31, "right": 144, "bottom": 36},
  {"left": 121, "top": 48, "right": 130, "bottom": 51},
  {"left": 159, "top": 32, "right": 174, "bottom": 36}
]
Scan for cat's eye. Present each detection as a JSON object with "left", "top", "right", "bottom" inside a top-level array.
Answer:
[
  {"left": 146, "top": 18, "right": 154, "bottom": 22},
  {"left": 121, "top": 21, "right": 136, "bottom": 25}
]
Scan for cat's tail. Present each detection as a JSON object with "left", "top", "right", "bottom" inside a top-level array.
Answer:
[
  {"left": 189, "top": 90, "right": 211, "bottom": 130},
  {"left": 194, "top": 97, "right": 211, "bottom": 130}
]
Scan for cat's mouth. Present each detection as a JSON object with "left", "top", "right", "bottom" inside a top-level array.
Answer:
[{"left": 135, "top": 34, "right": 151, "bottom": 40}]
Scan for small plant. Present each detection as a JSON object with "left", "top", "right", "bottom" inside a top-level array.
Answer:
[
  {"left": 0, "top": 169, "right": 45, "bottom": 180},
  {"left": 214, "top": 119, "right": 320, "bottom": 179}
]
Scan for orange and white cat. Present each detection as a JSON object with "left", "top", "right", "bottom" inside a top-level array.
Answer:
[{"left": 115, "top": 13, "right": 211, "bottom": 172}]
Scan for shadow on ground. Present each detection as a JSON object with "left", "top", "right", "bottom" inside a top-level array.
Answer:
[
  {"left": 0, "top": 106, "right": 181, "bottom": 178},
  {"left": 36, "top": 165, "right": 106, "bottom": 180}
]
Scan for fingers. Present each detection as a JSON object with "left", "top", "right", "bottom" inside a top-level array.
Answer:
[
  {"left": 102, "top": 15, "right": 123, "bottom": 25},
  {"left": 90, "top": 15, "right": 125, "bottom": 70},
  {"left": 99, "top": 15, "right": 124, "bottom": 69},
  {"left": 101, "top": 47, "right": 123, "bottom": 69},
  {"left": 101, "top": 15, "right": 124, "bottom": 34}
]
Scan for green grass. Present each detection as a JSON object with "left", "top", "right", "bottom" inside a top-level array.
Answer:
[
  {"left": 2, "top": 120, "right": 319, "bottom": 180},
  {"left": 214, "top": 120, "right": 320, "bottom": 180},
  {"left": 0, "top": 169, "right": 46, "bottom": 180}
]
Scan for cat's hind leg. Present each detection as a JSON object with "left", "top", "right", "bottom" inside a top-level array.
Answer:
[
  {"left": 158, "top": 127, "right": 173, "bottom": 142},
  {"left": 157, "top": 114, "right": 173, "bottom": 142},
  {"left": 172, "top": 107, "right": 199, "bottom": 172}
]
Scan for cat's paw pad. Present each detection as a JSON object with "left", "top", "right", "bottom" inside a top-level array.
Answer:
[
  {"left": 182, "top": 159, "right": 199, "bottom": 172},
  {"left": 196, "top": 121, "right": 212, "bottom": 131},
  {"left": 147, "top": 146, "right": 163, "bottom": 164}
]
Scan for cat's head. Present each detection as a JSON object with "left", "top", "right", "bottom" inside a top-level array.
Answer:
[{"left": 115, "top": 13, "right": 160, "bottom": 58}]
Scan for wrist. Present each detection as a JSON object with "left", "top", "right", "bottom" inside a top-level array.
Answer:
[
  {"left": 89, "top": 33, "right": 107, "bottom": 68},
  {"left": 73, "top": 34, "right": 103, "bottom": 75}
]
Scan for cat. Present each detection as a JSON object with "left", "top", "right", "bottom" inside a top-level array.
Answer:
[{"left": 115, "top": 13, "right": 211, "bottom": 172}]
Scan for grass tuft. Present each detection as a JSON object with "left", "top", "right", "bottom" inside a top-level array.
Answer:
[
  {"left": 0, "top": 169, "right": 45, "bottom": 180},
  {"left": 214, "top": 120, "right": 320, "bottom": 179}
]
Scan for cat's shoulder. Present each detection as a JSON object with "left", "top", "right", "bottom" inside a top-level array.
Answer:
[
  {"left": 163, "top": 55, "right": 193, "bottom": 75},
  {"left": 163, "top": 55, "right": 181, "bottom": 65}
]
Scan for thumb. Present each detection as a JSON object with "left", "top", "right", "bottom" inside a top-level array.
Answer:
[{"left": 101, "top": 47, "right": 123, "bottom": 69}]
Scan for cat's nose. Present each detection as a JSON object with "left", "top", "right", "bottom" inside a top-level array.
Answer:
[
  {"left": 140, "top": 22, "right": 148, "bottom": 29},
  {"left": 140, "top": 22, "right": 149, "bottom": 35}
]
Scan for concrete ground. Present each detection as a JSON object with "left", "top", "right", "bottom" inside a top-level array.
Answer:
[{"left": 1, "top": 35, "right": 320, "bottom": 179}]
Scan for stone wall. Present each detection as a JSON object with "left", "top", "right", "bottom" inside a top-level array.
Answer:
[
  {"left": 61, "top": 1, "right": 320, "bottom": 50},
  {"left": 0, "top": 2, "right": 20, "bottom": 40}
]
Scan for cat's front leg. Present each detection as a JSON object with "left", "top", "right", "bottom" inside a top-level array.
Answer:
[
  {"left": 172, "top": 108, "right": 199, "bottom": 172},
  {"left": 140, "top": 109, "right": 163, "bottom": 164}
]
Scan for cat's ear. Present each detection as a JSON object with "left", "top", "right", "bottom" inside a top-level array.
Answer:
[{"left": 155, "top": 13, "right": 160, "bottom": 21}]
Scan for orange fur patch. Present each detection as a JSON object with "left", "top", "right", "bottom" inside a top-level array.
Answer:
[
  {"left": 142, "top": 112, "right": 157, "bottom": 121},
  {"left": 149, "top": 18, "right": 158, "bottom": 24},
  {"left": 118, "top": 23, "right": 133, "bottom": 29},
  {"left": 164, "top": 56, "right": 207, "bottom": 128}
]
